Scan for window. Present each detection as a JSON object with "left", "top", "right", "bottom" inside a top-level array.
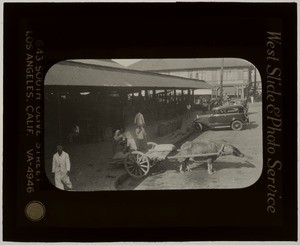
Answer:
[
  {"left": 224, "top": 70, "right": 239, "bottom": 80},
  {"left": 226, "top": 108, "right": 239, "bottom": 114},
  {"left": 204, "top": 71, "right": 212, "bottom": 81},
  {"left": 215, "top": 109, "right": 225, "bottom": 114},
  {"left": 243, "top": 70, "right": 249, "bottom": 80}
]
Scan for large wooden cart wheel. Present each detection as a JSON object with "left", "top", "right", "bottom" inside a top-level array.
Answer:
[
  {"left": 147, "top": 142, "right": 157, "bottom": 150},
  {"left": 125, "top": 151, "right": 150, "bottom": 178}
]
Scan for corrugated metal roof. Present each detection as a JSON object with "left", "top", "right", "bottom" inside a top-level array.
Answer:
[
  {"left": 127, "top": 58, "right": 254, "bottom": 71},
  {"left": 45, "top": 61, "right": 212, "bottom": 89},
  {"left": 69, "top": 59, "right": 125, "bottom": 69}
]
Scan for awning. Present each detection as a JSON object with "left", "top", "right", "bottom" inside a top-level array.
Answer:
[
  {"left": 194, "top": 89, "right": 212, "bottom": 95},
  {"left": 45, "top": 61, "right": 212, "bottom": 89}
]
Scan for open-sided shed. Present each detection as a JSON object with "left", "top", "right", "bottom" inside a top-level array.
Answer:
[{"left": 44, "top": 60, "right": 212, "bottom": 145}]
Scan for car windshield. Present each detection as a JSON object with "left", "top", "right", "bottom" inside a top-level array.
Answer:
[
  {"left": 213, "top": 109, "right": 225, "bottom": 114},
  {"left": 226, "top": 108, "right": 240, "bottom": 113}
]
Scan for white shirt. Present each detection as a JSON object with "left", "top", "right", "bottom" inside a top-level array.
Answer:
[
  {"left": 127, "top": 138, "right": 137, "bottom": 151},
  {"left": 52, "top": 151, "right": 71, "bottom": 173},
  {"left": 114, "top": 130, "right": 123, "bottom": 141},
  {"left": 136, "top": 127, "right": 146, "bottom": 140},
  {"left": 134, "top": 113, "right": 145, "bottom": 126},
  {"left": 74, "top": 125, "right": 80, "bottom": 133}
]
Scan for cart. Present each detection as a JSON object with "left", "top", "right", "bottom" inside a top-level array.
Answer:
[
  {"left": 123, "top": 142, "right": 175, "bottom": 178},
  {"left": 123, "top": 142, "right": 226, "bottom": 178}
]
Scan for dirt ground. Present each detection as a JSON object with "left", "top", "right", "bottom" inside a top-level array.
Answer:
[
  {"left": 45, "top": 102, "right": 262, "bottom": 191},
  {"left": 44, "top": 111, "right": 197, "bottom": 191},
  {"left": 119, "top": 102, "right": 263, "bottom": 190},
  {"left": 45, "top": 141, "right": 126, "bottom": 191}
]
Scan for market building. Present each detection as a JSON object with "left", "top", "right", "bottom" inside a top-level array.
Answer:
[
  {"left": 128, "top": 58, "right": 262, "bottom": 99},
  {"left": 44, "top": 60, "right": 212, "bottom": 150}
]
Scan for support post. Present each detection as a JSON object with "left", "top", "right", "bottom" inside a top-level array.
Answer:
[
  {"left": 57, "top": 96, "right": 63, "bottom": 143},
  {"left": 220, "top": 58, "right": 224, "bottom": 99},
  {"left": 253, "top": 68, "right": 257, "bottom": 99}
]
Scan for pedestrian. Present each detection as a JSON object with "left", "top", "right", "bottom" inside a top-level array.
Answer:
[
  {"left": 223, "top": 98, "right": 231, "bottom": 106},
  {"left": 224, "top": 93, "right": 229, "bottom": 101},
  {"left": 186, "top": 103, "right": 192, "bottom": 118},
  {"left": 250, "top": 94, "right": 254, "bottom": 104},
  {"left": 134, "top": 110, "right": 145, "bottom": 127},
  {"left": 52, "top": 145, "right": 73, "bottom": 190},
  {"left": 202, "top": 99, "right": 208, "bottom": 114},
  {"left": 135, "top": 125, "right": 148, "bottom": 152}
]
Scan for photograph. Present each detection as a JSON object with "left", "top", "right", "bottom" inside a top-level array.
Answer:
[
  {"left": 45, "top": 58, "right": 263, "bottom": 191},
  {"left": 2, "top": 2, "right": 297, "bottom": 242}
]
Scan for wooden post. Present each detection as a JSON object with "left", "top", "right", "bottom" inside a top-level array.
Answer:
[
  {"left": 152, "top": 90, "right": 157, "bottom": 120},
  {"left": 253, "top": 67, "right": 257, "bottom": 99},
  {"left": 192, "top": 89, "right": 194, "bottom": 104},
  {"left": 57, "top": 95, "right": 63, "bottom": 143},
  {"left": 241, "top": 85, "right": 245, "bottom": 99},
  {"left": 247, "top": 66, "right": 252, "bottom": 100},
  {"left": 120, "top": 90, "right": 125, "bottom": 128},
  {"left": 164, "top": 89, "right": 168, "bottom": 102},
  {"left": 220, "top": 58, "right": 224, "bottom": 99},
  {"left": 164, "top": 89, "right": 168, "bottom": 119},
  {"left": 174, "top": 89, "right": 177, "bottom": 117}
]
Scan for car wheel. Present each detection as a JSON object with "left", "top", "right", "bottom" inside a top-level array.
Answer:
[
  {"left": 231, "top": 120, "right": 243, "bottom": 131},
  {"left": 194, "top": 122, "right": 203, "bottom": 131}
]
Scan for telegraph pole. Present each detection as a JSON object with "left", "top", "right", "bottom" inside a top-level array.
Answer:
[
  {"left": 220, "top": 58, "right": 224, "bottom": 99},
  {"left": 253, "top": 67, "right": 257, "bottom": 99}
]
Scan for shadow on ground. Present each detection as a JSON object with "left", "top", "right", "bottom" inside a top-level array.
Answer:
[
  {"left": 191, "top": 160, "right": 256, "bottom": 171},
  {"left": 245, "top": 122, "right": 259, "bottom": 130},
  {"left": 118, "top": 159, "right": 256, "bottom": 190},
  {"left": 150, "top": 158, "right": 256, "bottom": 175}
]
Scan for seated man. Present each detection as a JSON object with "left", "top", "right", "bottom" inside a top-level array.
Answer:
[
  {"left": 135, "top": 126, "right": 148, "bottom": 153},
  {"left": 112, "top": 129, "right": 125, "bottom": 154},
  {"left": 123, "top": 131, "right": 137, "bottom": 153}
]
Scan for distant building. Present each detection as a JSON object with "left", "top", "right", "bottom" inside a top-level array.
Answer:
[{"left": 128, "top": 58, "right": 262, "bottom": 99}]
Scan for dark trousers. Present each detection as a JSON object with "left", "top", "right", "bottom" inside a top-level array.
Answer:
[{"left": 137, "top": 139, "right": 148, "bottom": 153}]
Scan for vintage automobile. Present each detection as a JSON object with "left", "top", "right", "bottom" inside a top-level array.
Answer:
[
  {"left": 193, "top": 104, "right": 249, "bottom": 131},
  {"left": 232, "top": 98, "right": 249, "bottom": 113}
]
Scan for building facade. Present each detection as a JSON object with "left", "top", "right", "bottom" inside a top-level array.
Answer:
[{"left": 128, "top": 58, "right": 262, "bottom": 99}]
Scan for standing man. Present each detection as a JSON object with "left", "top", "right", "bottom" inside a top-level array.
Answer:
[
  {"left": 52, "top": 145, "right": 73, "bottom": 190},
  {"left": 186, "top": 103, "right": 192, "bottom": 118},
  {"left": 134, "top": 109, "right": 145, "bottom": 127},
  {"left": 224, "top": 93, "right": 229, "bottom": 102}
]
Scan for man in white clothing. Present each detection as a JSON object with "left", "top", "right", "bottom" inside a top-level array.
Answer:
[
  {"left": 135, "top": 125, "right": 148, "bottom": 152},
  {"left": 52, "top": 145, "right": 73, "bottom": 190},
  {"left": 134, "top": 111, "right": 145, "bottom": 127}
]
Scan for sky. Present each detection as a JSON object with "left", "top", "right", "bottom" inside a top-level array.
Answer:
[{"left": 112, "top": 59, "right": 142, "bottom": 67}]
